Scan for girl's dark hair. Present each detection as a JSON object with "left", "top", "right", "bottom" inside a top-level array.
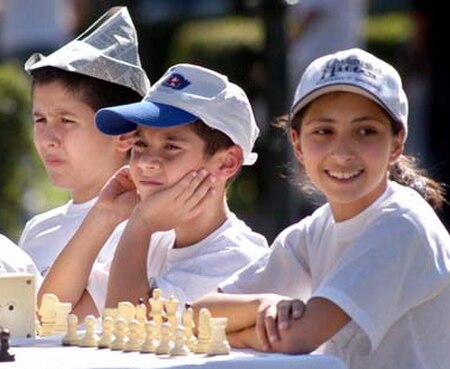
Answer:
[
  {"left": 276, "top": 105, "right": 447, "bottom": 211},
  {"left": 30, "top": 67, "right": 142, "bottom": 111},
  {"left": 189, "top": 120, "right": 241, "bottom": 186}
]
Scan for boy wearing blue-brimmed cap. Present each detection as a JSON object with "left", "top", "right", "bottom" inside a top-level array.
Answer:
[{"left": 39, "top": 63, "right": 268, "bottom": 319}]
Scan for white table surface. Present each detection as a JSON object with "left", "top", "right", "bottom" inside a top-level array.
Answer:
[{"left": 7, "top": 335, "right": 349, "bottom": 369}]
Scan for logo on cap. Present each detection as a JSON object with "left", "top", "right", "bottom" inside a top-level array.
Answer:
[
  {"left": 320, "top": 56, "right": 380, "bottom": 85},
  {"left": 162, "top": 73, "right": 191, "bottom": 90}
]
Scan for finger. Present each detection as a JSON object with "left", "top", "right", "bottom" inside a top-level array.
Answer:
[
  {"left": 185, "top": 174, "right": 216, "bottom": 211},
  {"left": 256, "top": 309, "right": 271, "bottom": 351},
  {"left": 264, "top": 305, "right": 281, "bottom": 344},
  {"left": 292, "top": 300, "right": 305, "bottom": 320},
  {"left": 277, "top": 301, "right": 291, "bottom": 331}
]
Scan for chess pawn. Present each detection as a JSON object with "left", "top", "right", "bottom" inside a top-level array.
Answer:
[
  {"left": 182, "top": 307, "right": 197, "bottom": 351},
  {"left": 155, "top": 322, "right": 173, "bottom": 355},
  {"left": 97, "top": 316, "right": 114, "bottom": 349},
  {"left": 123, "top": 319, "right": 142, "bottom": 352},
  {"left": 38, "top": 293, "right": 60, "bottom": 336},
  {"left": 140, "top": 320, "right": 158, "bottom": 353},
  {"left": 194, "top": 308, "right": 211, "bottom": 353},
  {"left": 165, "top": 295, "right": 179, "bottom": 336},
  {"left": 110, "top": 317, "right": 128, "bottom": 351},
  {"left": 53, "top": 302, "right": 72, "bottom": 333},
  {"left": 62, "top": 314, "right": 81, "bottom": 346},
  {"left": 170, "top": 325, "right": 190, "bottom": 356},
  {"left": 207, "top": 317, "right": 230, "bottom": 355},
  {"left": 117, "top": 301, "right": 135, "bottom": 323},
  {"left": 79, "top": 315, "right": 99, "bottom": 347}
]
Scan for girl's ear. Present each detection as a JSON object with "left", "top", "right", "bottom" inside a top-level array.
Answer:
[
  {"left": 115, "top": 132, "right": 134, "bottom": 153},
  {"left": 212, "top": 145, "right": 244, "bottom": 180},
  {"left": 389, "top": 128, "right": 406, "bottom": 163},
  {"left": 290, "top": 128, "right": 305, "bottom": 165}
]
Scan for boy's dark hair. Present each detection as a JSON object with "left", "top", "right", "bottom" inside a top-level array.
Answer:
[
  {"left": 276, "top": 105, "right": 447, "bottom": 211},
  {"left": 30, "top": 67, "right": 142, "bottom": 111},
  {"left": 189, "top": 120, "right": 241, "bottom": 186}
]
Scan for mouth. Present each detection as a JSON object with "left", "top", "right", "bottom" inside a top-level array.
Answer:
[
  {"left": 43, "top": 156, "right": 64, "bottom": 167},
  {"left": 326, "top": 169, "right": 363, "bottom": 181},
  {"left": 139, "top": 179, "right": 163, "bottom": 186}
]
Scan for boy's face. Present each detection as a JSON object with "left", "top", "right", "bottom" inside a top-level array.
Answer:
[
  {"left": 129, "top": 124, "right": 214, "bottom": 199},
  {"left": 32, "top": 81, "right": 124, "bottom": 202}
]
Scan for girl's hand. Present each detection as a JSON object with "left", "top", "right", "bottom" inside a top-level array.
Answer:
[{"left": 256, "top": 296, "right": 305, "bottom": 350}]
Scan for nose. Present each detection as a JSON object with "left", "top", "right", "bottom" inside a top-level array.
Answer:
[
  {"left": 34, "top": 123, "right": 61, "bottom": 149},
  {"left": 136, "top": 151, "right": 162, "bottom": 171},
  {"left": 330, "top": 135, "right": 356, "bottom": 164}
]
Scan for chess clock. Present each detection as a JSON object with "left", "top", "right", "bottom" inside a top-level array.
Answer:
[{"left": 0, "top": 274, "right": 36, "bottom": 339}]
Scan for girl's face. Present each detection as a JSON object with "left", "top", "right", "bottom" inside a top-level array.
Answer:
[
  {"left": 291, "top": 91, "right": 405, "bottom": 221},
  {"left": 32, "top": 81, "right": 126, "bottom": 203}
]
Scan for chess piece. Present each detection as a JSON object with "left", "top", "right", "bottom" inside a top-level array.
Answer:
[
  {"left": 135, "top": 300, "right": 147, "bottom": 341},
  {"left": 110, "top": 317, "right": 128, "bottom": 351},
  {"left": 79, "top": 315, "right": 99, "bottom": 347},
  {"left": 97, "top": 316, "right": 114, "bottom": 349},
  {"left": 53, "top": 302, "right": 72, "bottom": 333},
  {"left": 117, "top": 301, "right": 135, "bottom": 323},
  {"left": 155, "top": 322, "right": 173, "bottom": 355},
  {"left": 207, "top": 317, "right": 230, "bottom": 355},
  {"left": 102, "top": 307, "right": 117, "bottom": 320},
  {"left": 148, "top": 288, "right": 165, "bottom": 339},
  {"left": 170, "top": 325, "right": 190, "bottom": 356},
  {"left": 165, "top": 295, "right": 179, "bottom": 336},
  {"left": 182, "top": 307, "right": 197, "bottom": 351},
  {"left": 194, "top": 308, "right": 211, "bottom": 353},
  {"left": 140, "top": 321, "right": 157, "bottom": 353},
  {"left": 62, "top": 314, "right": 81, "bottom": 346},
  {"left": 38, "top": 293, "right": 60, "bottom": 336},
  {"left": 123, "top": 319, "right": 142, "bottom": 352},
  {"left": 0, "top": 328, "right": 15, "bottom": 362}
]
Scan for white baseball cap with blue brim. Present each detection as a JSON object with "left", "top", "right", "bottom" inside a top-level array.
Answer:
[
  {"left": 95, "top": 63, "right": 260, "bottom": 165},
  {"left": 291, "top": 48, "right": 409, "bottom": 139}
]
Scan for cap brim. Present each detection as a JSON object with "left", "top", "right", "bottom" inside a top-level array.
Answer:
[{"left": 95, "top": 102, "right": 199, "bottom": 135}]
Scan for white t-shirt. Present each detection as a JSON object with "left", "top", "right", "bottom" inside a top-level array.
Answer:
[
  {"left": 0, "top": 234, "right": 42, "bottom": 286},
  {"left": 19, "top": 198, "right": 118, "bottom": 276},
  {"left": 88, "top": 212, "right": 269, "bottom": 311},
  {"left": 221, "top": 182, "right": 450, "bottom": 369}
]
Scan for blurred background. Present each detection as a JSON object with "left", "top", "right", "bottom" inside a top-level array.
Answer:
[{"left": 0, "top": 0, "right": 447, "bottom": 244}]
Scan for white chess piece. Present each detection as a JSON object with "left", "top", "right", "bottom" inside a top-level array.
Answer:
[
  {"left": 98, "top": 316, "right": 114, "bottom": 349},
  {"left": 53, "top": 302, "right": 72, "bottom": 333},
  {"left": 182, "top": 307, "right": 197, "bottom": 351},
  {"left": 62, "top": 313, "right": 80, "bottom": 346},
  {"left": 135, "top": 302, "right": 147, "bottom": 341},
  {"left": 141, "top": 321, "right": 157, "bottom": 353},
  {"left": 110, "top": 317, "right": 128, "bottom": 351},
  {"left": 117, "top": 301, "right": 135, "bottom": 323},
  {"left": 38, "top": 293, "right": 60, "bottom": 336},
  {"left": 123, "top": 319, "right": 142, "bottom": 352},
  {"left": 170, "top": 325, "right": 190, "bottom": 356},
  {"left": 207, "top": 317, "right": 230, "bottom": 355},
  {"left": 194, "top": 308, "right": 211, "bottom": 353},
  {"left": 79, "top": 315, "right": 99, "bottom": 347},
  {"left": 148, "top": 288, "right": 165, "bottom": 339},
  {"left": 165, "top": 295, "right": 179, "bottom": 336},
  {"left": 155, "top": 322, "right": 173, "bottom": 355}
]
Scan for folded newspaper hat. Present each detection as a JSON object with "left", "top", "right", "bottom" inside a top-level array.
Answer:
[
  {"left": 95, "top": 63, "right": 260, "bottom": 165},
  {"left": 24, "top": 6, "right": 150, "bottom": 97},
  {"left": 291, "top": 48, "right": 409, "bottom": 137}
]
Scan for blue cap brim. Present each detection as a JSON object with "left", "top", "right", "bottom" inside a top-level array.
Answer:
[{"left": 95, "top": 102, "right": 199, "bottom": 135}]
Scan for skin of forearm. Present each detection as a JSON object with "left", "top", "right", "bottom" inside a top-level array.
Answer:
[
  {"left": 191, "top": 293, "right": 278, "bottom": 332},
  {"left": 37, "top": 207, "right": 122, "bottom": 308},
  {"left": 105, "top": 214, "right": 154, "bottom": 308}
]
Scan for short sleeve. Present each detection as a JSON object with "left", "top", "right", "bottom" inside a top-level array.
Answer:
[
  {"left": 313, "top": 214, "right": 450, "bottom": 351},
  {"left": 220, "top": 223, "right": 312, "bottom": 300}
]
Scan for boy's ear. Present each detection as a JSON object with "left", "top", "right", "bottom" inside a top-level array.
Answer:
[
  {"left": 213, "top": 145, "right": 244, "bottom": 179},
  {"left": 290, "top": 128, "right": 304, "bottom": 165},
  {"left": 115, "top": 132, "right": 134, "bottom": 153}
]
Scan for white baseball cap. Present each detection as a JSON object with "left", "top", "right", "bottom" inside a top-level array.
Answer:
[
  {"left": 24, "top": 6, "right": 150, "bottom": 97},
  {"left": 95, "top": 63, "right": 260, "bottom": 165},
  {"left": 291, "top": 48, "right": 409, "bottom": 137}
]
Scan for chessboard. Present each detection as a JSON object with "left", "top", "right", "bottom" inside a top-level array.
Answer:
[{"left": 2, "top": 289, "right": 348, "bottom": 369}]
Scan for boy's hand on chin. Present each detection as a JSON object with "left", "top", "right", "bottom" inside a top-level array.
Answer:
[
  {"left": 95, "top": 165, "right": 139, "bottom": 222},
  {"left": 135, "top": 169, "right": 216, "bottom": 232}
]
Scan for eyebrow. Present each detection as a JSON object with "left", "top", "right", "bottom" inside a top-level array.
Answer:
[{"left": 134, "top": 129, "right": 190, "bottom": 142}]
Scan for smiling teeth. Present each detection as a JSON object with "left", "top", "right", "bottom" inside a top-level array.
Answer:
[{"left": 328, "top": 170, "right": 361, "bottom": 179}]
